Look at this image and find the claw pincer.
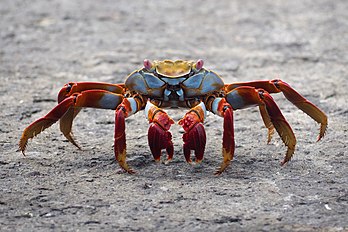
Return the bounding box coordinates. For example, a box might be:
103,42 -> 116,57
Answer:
146,104 -> 174,162
178,102 -> 207,163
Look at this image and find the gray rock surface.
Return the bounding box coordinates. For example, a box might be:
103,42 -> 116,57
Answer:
1,0 -> 347,231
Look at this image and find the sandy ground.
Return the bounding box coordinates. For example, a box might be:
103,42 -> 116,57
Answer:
1,0 -> 347,231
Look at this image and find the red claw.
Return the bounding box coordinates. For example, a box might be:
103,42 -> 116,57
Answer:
182,123 -> 206,163
148,123 -> 174,161
179,111 -> 206,163
147,110 -> 174,162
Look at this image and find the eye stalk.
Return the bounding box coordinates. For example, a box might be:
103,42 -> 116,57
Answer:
143,59 -> 153,71
194,59 -> 204,71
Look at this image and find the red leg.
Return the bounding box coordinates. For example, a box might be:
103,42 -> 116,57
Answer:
58,82 -> 124,103
59,107 -> 82,149
259,104 -> 275,144
178,102 -> 207,164
114,103 -> 134,173
113,97 -> 145,173
57,82 -> 125,147
145,101 -> 174,162
224,86 -> 296,165
211,98 -> 235,175
225,79 -> 328,141
19,90 -> 124,154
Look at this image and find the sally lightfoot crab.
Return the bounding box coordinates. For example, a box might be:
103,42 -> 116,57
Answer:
19,59 -> 327,174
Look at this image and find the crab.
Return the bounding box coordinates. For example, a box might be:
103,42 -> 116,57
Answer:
19,59 -> 328,174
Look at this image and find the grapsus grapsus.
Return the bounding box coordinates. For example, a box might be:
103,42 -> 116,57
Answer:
19,59 -> 327,174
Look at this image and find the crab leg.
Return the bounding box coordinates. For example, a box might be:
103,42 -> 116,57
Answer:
114,96 -> 146,174
225,79 -> 327,141
225,86 -> 296,165
19,90 -> 124,154
57,82 -> 125,147
58,82 -> 125,103
178,102 -> 207,164
145,101 -> 174,162
59,107 -> 82,149
259,104 -> 275,144
209,98 -> 235,175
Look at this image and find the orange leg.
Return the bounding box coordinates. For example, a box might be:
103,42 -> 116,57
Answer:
210,98 -> 235,175
19,90 -> 124,154
109,95 -> 144,174
57,82 -> 125,147
224,86 -> 296,165
225,79 -> 328,141
58,82 -> 124,103
145,101 -> 174,163
259,104 -> 275,144
178,102 -> 207,164
59,107 -> 82,149
114,99 -> 137,174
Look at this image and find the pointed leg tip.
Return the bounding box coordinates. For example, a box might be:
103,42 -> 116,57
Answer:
72,142 -> 82,150
73,141 -> 82,150
317,132 -> 326,142
280,160 -> 288,166
266,128 -> 275,144
317,123 -> 327,142
117,168 -> 136,174
63,133 -> 82,150
18,142 -> 27,156
214,170 -> 223,176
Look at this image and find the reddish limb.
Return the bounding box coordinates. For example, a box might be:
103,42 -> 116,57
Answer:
259,104 -> 275,144
58,82 -> 124,103
59,107 -> 82,149
114,105 -> 133,173
146,101 -> 174,162
114,97 -> 145,174
212,99 -> 235,175
19,90 -> 123,154
225,79 -> 327,141
178,103 -> 206,163
225,86 -> 296,165
56,82 -> 125,147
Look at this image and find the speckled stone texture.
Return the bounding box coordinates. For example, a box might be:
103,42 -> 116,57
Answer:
1,0 -> 347,231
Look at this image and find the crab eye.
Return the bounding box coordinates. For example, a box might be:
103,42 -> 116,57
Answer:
143,59 -> 153,70
66,83 -> 73,93
195,59 -> 204,70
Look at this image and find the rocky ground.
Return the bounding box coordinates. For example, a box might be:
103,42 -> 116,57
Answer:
1,0 -> 347,231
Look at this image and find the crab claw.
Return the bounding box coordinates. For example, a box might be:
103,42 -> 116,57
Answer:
148,123 -> 174,162
179,111 -> 206,163
148,110 -> 174,162
182,123 -> 206,163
